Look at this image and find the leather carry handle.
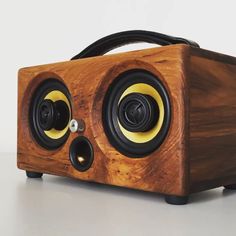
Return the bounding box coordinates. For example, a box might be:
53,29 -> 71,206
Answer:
71,30 -> 199,60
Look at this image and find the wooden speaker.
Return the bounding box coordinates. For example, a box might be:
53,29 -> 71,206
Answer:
17,31 -> 236,204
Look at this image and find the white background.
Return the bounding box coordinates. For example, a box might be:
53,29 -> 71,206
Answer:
0,1 -> 236,236
0,0 -> 236,153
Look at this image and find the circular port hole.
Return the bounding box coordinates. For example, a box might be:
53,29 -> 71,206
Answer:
69,137 -> 94,172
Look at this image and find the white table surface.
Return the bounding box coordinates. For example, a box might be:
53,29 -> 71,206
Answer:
1,153 -> 236,236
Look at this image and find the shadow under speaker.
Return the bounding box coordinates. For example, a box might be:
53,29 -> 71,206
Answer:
17,30 -> 236,205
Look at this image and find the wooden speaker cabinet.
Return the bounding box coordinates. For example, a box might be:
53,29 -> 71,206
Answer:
17,31 -> 236,204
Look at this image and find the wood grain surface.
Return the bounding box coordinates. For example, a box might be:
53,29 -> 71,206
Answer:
189,48 -> 236,193
17,44 -> 236,196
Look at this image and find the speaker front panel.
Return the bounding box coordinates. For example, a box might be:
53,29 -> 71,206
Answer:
18,45 -> 188,196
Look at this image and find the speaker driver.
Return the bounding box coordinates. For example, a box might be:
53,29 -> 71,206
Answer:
118,93 -> 159,132
102,69 -> 171,157
29,79 -> 72,150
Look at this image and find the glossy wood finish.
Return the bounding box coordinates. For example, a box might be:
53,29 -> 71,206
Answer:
17,44 -> 236,197
18,45 -> 188,196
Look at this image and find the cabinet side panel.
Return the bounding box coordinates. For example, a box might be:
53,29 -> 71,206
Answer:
189,48 -> 236,193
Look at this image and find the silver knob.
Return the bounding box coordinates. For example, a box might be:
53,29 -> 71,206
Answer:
69,119 -> 78,133
69,119 -> 85,133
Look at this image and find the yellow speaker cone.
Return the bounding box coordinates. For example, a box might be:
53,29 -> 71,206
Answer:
43,90 -> 71,139
118,83 -> 164,143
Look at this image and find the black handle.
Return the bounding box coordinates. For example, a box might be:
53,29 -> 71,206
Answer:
71,30 -> 199,60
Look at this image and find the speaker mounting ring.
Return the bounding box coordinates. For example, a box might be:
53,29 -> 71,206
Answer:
102,69 -> 171,157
